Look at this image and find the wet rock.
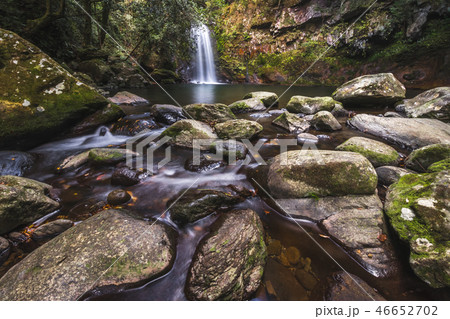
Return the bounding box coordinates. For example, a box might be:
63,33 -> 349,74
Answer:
0,176 -> 60,235
150,104 -> 186,125
0,209 -> 176,300
0,236 -> 10,265
311,111 -> 342,131
376,166 -> 415,186
405,143 -> 450,172
228,98 -> 266,114
332,73 -> 406,107
72,104 -> 125,134
31,219 -> 74,241
294,269 -> 318,291
272,111 -> 310,133
0,151 -> 34,176
57,151 -> 90,172
107,190 -> 131,206
243,91 -> 278,108
186,209 -> 266,300
385,171 -> 450,288
7,232 -> 28,243
331,104 -> 349,117
209,140 -> 248,161
214,119 -> 263,140
348,114 -> 450,149
108,91 -> 149,106
286,96 -> 342,114
396,87 -> 449,121
297,133 -> 319,144
88,148 -> 137,165
168,188 -> 244,225
336,137 -> 399,167
326,272 -> 385,301
185,155 -> 226,173
161,119 -> 218,150
183,103 -> 235,123
110,113 -> 158,136
268,150 -> 377,198
111,167 -> 144,186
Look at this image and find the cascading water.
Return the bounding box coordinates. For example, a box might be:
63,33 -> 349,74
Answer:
191,24 -> 218,84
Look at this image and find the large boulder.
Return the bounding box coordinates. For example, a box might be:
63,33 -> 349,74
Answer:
272,111 -> 310,133
186,209 -> 266,300
0,29 -> 109,148
214,119 -> 263,140
348,114 -> 450,149
405,143 -> 450,172
0,176 -> 60,234
0,151 -> 34,176
243,91 -> 278,107
108,91 -> 149,106
150,104 -> 186,125
0,209 -> 177,300
161,119 -> 218,149
228,98 -> 266,114
183,103 -> 235,123
286,96 -> 342,114
336,137 -> 399,167
385,171 -> 450,288
332,73 -> 406,106
311,111 -> 342,131
267,150 -> 377,198
396,87 -> 450,122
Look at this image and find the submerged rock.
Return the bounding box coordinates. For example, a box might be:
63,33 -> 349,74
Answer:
376,166 -> 415,186
183,103 -> 235,123
108,91 -> 149,106
336,137 -> 399,167
311,111 -> 342,131
0,151 -> 34,176
0,209 -> 176,300
0,236 -> 10,265
243,91 -> 278,107
405,143 -> 450,172
348,114 -> 450,149
0,176 -> 60,234
150,104 -> 186,125
272,111 -> 310,133
228,98 -> 266,114
326,272 -> 385,301
214,119 -> 263,140
161,119 -> 218,149
185,155 -> 226,173
186,209 -> 266,300
110,113 -> 158,136
332,73 -> 406,106
286,96 -> 342,114
31,219 -> 74,241
396,87 -> 449,121
107,189 -> 131,206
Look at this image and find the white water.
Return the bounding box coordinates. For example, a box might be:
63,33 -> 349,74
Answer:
192,24 -> 218,84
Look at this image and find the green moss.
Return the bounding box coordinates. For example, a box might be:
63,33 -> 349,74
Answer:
428,159 -> 450,173
337,144 -> 398,166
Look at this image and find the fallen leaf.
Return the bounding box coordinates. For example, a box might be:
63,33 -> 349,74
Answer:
367,253 -> 373,258
377,233 -> 387,242
319,234 -> 330,238
264,210 -> 271,215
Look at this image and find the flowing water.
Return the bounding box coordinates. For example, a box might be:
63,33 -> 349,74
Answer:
1,84 -> 448,301
191,24 -> 218,84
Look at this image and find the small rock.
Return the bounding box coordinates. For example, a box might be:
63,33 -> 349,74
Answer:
108,91 -> 149,106
286,96 -> 342,114
88,148 -> 137,165
31,219 -> 74,241
405,143 -> 450,172
286,246 -> 301,265
57,151 -> 90,172
228,98 -> 266,114
183,103 -> 235,123
267,239 -> 282,256
311,111 -> 342,131
214,119 -> 263,140
272,111 -> 310,133
184,155 -> 226,172
7,232 -> 27,243
297,133 -> 319,144
107,189 -> 131,206
243,91 -> 278,108
150,104 -> 186,125
384,111 -> 403,118
111,167 -> 144,186
110,113 -> 158,136
161,119 -> 218,150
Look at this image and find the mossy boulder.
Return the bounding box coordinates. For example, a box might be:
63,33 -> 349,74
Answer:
186,209 -> 266,300
88,148 -> 137,165
286,96 -> 342,114
214,119 -> 263,140
72,103 -> 125,134
77,59 -> 114,85
209,140 -> 248,161
0,29 -> 109,148
243,91 -> 278,107
332,73 -> 406,107
385,171 -> 450,288
272,111 -> 310,133
161,119 -> 218,149
0,176 -> 60,234
0,209 -> 177,300
311,111 -> 342,131
228,98 -> 266,114
428,158 -> 450,172
150,69 -> 180,83
336,137 -> 399,167
267,150 -> 378,198
183,103 -> 236,123
405,143 -> 450,172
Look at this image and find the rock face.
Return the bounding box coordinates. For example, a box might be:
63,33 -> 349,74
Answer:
0,29 -> 109,148
272,111 -> 310,133
405,143 -> 450,172
336,137 -> 399,167
286,96 -> 342,114
110,114 -> 158,136
332,73 -> 406,106
326,272 -> 385,301
396,87 -> 450,121
0,176 -> 60,234
268,150 -> 377,198
214,119 -> 263,140
228,98 -> 266,114
183,103 -> 235,123
108,91 -> 149,106
349,114 -> 450,149
0,236 -> 10,265
0,151 -> 34,176
376,166 -> 414,186
161,119 -> 218,149
243,91 -> 278,107
0,209 -> 177,300
311,111 -> 342,131
31,219 -> 74,241
186,209 -> 266,300
385,171 -> 450,288
150,104 -> 186,125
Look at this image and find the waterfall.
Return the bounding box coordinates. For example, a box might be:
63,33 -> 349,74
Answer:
192,24 -> 218,84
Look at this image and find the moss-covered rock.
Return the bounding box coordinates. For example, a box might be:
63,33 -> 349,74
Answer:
161,119 -> 218,149
183,103 -> 235,123
150,69 -> 180,83
0,29 -> 109,148
376,166 -> 415,186
405,143 -> 450,172
272,111 -> 310,133
311,111 -> 342,131
88,148 -> 137,165
214,119 -> 263,140
428,158 -> 450,172
228,98 -> 266,114
72,103 -> 125,134
186,209 -> 266,300
336,137 -> 399,167
385,171 -> 450,288
243,91 -> 278,107
286,96 -> 342,114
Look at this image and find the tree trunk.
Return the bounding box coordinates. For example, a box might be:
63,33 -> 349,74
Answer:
25,0 -> 66,35
82,0 -> 93,47
99,0 -> 112,47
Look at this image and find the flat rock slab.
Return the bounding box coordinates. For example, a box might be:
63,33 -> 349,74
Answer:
0,209 -> 176,300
